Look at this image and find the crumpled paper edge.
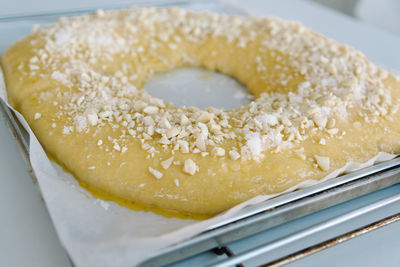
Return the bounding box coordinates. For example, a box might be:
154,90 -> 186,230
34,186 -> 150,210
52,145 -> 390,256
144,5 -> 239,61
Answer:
0,67 -> 397,266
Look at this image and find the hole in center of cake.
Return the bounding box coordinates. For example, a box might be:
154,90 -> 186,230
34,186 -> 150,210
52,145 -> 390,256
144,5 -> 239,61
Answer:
143,67 -> 252,110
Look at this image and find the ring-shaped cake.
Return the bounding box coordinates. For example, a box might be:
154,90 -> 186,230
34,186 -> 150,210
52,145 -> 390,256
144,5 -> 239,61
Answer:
2,7 -> 400,215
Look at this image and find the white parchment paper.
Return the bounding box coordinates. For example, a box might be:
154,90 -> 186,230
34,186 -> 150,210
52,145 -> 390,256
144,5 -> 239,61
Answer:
0,63 -> 397,266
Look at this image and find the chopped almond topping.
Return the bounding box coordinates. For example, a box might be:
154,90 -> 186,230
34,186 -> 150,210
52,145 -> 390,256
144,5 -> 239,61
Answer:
229,150 -> 240,160
143,106 -> 159,114
87,113 -> 98,126
34,113 -> 41,120
161,157 -> 174,169
183,159 -> 199,175
180,115 -> 190,125
197,112 -> 214,123
314,155 -> 330,171
149,167 -> 163,179
212,147 -> 225,157
166,127 -> 180,139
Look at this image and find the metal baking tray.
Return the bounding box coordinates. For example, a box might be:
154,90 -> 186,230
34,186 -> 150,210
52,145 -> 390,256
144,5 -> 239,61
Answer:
1,1 -> 400,266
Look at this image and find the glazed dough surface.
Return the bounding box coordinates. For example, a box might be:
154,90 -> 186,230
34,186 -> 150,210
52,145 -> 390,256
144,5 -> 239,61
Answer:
2,7 -> 400,216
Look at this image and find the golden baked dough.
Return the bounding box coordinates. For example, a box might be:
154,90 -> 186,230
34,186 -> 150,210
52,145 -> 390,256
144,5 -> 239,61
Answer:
2,7 -> 400,216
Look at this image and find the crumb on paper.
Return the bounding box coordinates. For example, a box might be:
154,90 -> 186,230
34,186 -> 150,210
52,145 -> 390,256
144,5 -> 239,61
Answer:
95,199 -> 110,210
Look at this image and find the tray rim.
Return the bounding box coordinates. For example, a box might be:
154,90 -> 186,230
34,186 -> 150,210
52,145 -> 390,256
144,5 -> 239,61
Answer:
0,0 -> 213,22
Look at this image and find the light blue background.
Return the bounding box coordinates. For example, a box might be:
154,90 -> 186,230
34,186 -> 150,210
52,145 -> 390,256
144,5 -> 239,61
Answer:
0,1 -> 399,266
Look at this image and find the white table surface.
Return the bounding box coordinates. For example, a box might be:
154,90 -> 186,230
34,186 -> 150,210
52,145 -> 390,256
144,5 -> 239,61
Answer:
1,0 -> 400,266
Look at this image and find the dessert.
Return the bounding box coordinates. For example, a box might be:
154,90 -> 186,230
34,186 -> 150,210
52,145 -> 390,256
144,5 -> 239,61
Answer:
2,7 -> 400,216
